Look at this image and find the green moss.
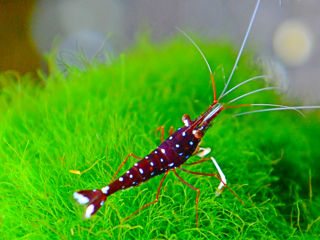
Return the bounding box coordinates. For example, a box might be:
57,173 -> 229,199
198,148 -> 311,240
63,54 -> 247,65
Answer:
0,38 -> 319,239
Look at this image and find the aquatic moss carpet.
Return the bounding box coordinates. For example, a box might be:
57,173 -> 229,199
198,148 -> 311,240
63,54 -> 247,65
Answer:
0,39 -> 319,239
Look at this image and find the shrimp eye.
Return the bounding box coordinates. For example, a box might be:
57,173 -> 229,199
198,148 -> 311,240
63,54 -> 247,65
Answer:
194,130 -> 203,139
182,114 -> 192,127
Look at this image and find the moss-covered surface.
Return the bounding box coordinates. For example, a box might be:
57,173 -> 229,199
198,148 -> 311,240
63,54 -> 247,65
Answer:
0,39 -> 319,239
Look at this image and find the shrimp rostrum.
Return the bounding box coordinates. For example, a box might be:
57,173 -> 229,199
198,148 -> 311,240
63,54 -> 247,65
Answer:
73,0 -> 320,227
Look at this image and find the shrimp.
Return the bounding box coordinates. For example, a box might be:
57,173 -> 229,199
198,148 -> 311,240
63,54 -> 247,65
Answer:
73,0 -> 320,227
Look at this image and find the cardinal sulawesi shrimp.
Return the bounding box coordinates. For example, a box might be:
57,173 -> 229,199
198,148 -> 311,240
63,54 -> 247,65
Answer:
73,0 -> 320,227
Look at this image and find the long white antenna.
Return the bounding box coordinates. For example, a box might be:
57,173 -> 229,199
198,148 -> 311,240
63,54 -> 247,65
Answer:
175,27 -> 213,75
234,106 -> 320,117
229,86 -> 278,103
219,0 -> 261,98
221,75 -> 266,98
176,27 -> 218,101
251,104 -> 305,117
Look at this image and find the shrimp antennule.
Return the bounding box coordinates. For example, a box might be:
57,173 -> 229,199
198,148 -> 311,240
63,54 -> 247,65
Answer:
176,27 -> 217,102
219,0 -> 261,98
234,106 -> 320,117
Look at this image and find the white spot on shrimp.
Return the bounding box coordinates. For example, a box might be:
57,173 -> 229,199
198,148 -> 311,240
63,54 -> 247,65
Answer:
175,144 -> 180,148
130,174 -> 133,179
101,186 -> 110,194
161,148 -> 166,154
93,189 -> 97,192
179,153 -> 183,156
119,177 -> 124,182
182,132 -> 186,137
127,170 -> 130,174
192,130 -> 197,135
183,119 -> 190,127
189,141 -> 194,146
134,163 -> 138,166
85,204 -> 95,218
169,136 -> 173,140
139,168 -> 144,174
168,163 -> 174,167
73,192 -> 89,205
160,158 -> 164,162
155,151 -> 158,154
100,201 -> 105,206
150,162 -> 154,166
151,172 -> 155,176
146,156 -> 149,159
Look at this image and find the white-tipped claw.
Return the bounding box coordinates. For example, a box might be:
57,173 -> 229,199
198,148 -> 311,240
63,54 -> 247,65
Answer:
197,147 -> 211,158
211,157 -> 227,196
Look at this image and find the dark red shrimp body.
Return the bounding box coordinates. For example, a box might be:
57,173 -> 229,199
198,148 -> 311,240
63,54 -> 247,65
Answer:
106,126 -> 200,192
74,103 -> 223,219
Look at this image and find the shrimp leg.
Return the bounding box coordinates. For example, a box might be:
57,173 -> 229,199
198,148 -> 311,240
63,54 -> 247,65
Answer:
110,153 -> 142,183
123,170 -> 170,221
173,169 -> 201,227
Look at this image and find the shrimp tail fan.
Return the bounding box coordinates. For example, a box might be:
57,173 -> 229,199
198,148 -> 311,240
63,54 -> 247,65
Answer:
73,189 -> 107,219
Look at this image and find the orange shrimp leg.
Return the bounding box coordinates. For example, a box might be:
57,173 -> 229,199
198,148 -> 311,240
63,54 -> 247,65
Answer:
173,169 -> 201,228
110,153 -> 142,183
183,147 -> 211,165
123,170 -> 170,221
168,126 -> 174,136
156,125 -> 174,142
178,167 -> 244,204
183,158 -> 211,166
183,155 -> 226,195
